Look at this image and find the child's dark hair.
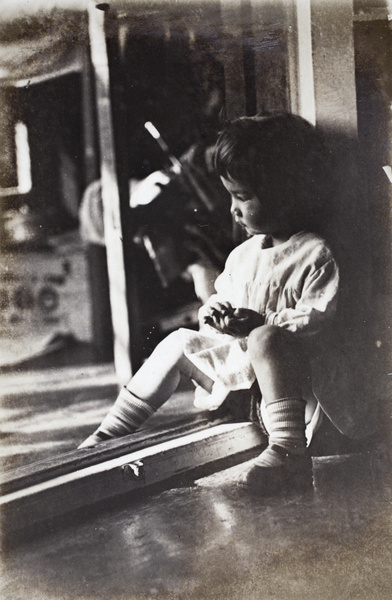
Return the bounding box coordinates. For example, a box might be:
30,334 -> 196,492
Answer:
214,112 -> 332,231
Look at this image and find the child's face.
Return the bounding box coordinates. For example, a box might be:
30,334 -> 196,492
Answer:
220,176 -> 289,239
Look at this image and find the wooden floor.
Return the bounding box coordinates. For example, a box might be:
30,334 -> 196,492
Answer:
1,363 -> 391,600
1,450 -> 391,600
0,364 -> 200,473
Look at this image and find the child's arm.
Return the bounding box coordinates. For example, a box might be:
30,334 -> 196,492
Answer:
265,258 -> 339,335
197,241 -> 265,336
197,250 -> 234,328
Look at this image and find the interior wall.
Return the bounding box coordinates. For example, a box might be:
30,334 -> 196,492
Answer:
354,16 -> 392,428
307,0 -> 390,438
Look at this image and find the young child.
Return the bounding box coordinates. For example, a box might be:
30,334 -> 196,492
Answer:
79,112 -> 339,495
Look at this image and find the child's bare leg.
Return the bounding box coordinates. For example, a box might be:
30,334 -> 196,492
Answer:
79,331 -> 214,448
249,325 -> 311,401
241,325 -> 313,491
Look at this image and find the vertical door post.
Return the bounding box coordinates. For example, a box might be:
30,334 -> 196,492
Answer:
87,2 -> 132,384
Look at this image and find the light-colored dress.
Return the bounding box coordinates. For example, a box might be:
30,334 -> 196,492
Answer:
180,231 -> 339,441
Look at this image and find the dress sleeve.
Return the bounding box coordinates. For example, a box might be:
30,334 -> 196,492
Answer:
264,258 -> 340,335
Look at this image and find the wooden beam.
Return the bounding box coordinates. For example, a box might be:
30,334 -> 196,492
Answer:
287,0 -> 357,132
286,0 -> 316,123
0,414 -> 232,495
87,2 -> 132,384
80,47 -> 99,187
249,0 -> 290,113
220,0 -> 247,118
1,422 -> 265,540
311,0 -> 357,134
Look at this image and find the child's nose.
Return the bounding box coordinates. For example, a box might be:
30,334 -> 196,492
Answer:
231,200 -> 241,217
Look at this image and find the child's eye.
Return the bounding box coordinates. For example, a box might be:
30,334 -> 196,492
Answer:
236,194 -> 252,202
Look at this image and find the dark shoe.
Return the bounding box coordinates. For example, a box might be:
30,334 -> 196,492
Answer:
237,445 -> 314,496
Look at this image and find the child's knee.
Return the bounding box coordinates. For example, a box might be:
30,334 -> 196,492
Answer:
163,329 -> 183,347
247,325 -> 288,361
152,329 -> 184,359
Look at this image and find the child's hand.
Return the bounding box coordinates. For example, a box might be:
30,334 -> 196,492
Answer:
204,303 -> 264,337
223,308 -> 265,337
203,301 -> 235,330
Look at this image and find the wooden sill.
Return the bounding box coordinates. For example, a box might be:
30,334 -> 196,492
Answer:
0,415 -> 266,542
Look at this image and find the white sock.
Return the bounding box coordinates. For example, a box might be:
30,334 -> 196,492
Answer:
99,387 -> 156,437
78,387 -> 156,448
253,397 -> 306,468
